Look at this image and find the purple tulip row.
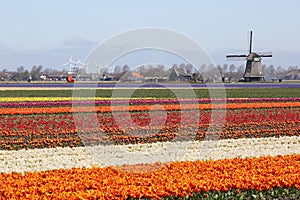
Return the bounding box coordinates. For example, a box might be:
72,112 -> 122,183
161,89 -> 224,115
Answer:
1,97 -> 300,108
1,83 -> 300,88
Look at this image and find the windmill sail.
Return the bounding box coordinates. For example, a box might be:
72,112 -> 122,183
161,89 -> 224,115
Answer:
256,52 -> 272,57
226,31 -> 272,82
249,31 -> 253,53
226,54 -> 247,58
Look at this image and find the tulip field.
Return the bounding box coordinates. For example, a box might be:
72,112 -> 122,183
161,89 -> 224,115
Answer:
0,86 -> 299,199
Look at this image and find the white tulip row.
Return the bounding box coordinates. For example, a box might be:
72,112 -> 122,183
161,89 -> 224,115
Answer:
0,135 -> 299,174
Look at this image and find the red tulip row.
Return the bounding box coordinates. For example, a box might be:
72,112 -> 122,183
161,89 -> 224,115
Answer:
1,108 -> 299,135
0,116 -> 299,150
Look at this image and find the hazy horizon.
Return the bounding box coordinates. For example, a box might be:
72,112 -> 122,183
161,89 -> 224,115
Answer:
1,0 -> 300,70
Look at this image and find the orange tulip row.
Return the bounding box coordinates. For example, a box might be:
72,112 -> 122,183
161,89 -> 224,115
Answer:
1,101 -> 300,115
0,154 -> 299,199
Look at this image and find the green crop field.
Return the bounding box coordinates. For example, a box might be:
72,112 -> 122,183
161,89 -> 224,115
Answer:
0,88 -> 299,98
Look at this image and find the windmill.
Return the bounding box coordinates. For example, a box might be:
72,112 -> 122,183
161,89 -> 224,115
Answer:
226,31 -> 272,82
62,56 -> 79,74
62,56 -> 82,83
78,60 -> 90,74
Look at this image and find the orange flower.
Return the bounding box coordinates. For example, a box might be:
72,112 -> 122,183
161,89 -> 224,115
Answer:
0,155 -> 300,199
0,102 -> 299,115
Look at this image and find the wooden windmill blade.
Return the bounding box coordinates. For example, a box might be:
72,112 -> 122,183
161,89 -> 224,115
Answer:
249,31 -> 253,53
226,54 -> 247,58
226,54 -> 248,61
257,52 -> 272,57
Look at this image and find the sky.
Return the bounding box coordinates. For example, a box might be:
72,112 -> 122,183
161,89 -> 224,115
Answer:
0,0 -> 300,71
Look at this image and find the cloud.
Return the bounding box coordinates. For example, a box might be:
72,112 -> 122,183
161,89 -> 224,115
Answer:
0,40 -> 299,71
61,38 -> 97,48
0,38 -> 98,70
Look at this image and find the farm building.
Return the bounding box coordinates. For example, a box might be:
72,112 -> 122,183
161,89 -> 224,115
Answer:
119,71 -> 144,82
143,68 -> 169,82
168,67 -> 192,82
283,69 -> 300,80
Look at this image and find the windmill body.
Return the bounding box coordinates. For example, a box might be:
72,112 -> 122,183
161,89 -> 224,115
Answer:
244,53 -> 264,81
226,31 -> 272,82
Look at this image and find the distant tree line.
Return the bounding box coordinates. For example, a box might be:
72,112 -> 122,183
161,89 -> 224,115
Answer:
0,65 -> 67,81
94,63 -> 299,81
0,64 -> 298,81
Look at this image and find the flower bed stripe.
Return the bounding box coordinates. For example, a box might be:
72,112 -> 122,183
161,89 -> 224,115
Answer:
1,107 -> 299,150
0,154 -> 299,199
1,108 -> 298,135
1,97 -> 300,107
0,97 -> 155,102
0,120 -> 299,150
1,135 -> 299,174
1,101 -> 300,115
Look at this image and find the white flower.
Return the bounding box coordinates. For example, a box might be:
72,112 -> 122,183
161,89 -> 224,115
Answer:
0,136 -> 299,174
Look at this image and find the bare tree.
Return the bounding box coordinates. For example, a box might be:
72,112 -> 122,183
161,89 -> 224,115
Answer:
229,64 -> 236,73
114,65 -> 122,74
31,65 -> 43,81
276,66 -> 284,78
172,64 -> 179,69
228,64 -> 236,79
10,66 -> 29,81
122,64 -> 130,72
179,63 -> 186,69
217,65 -> 223,77
185,63 -> 193,74
288,66 -> 298,71
222,64 -> 228,75
269,65 -> 276,78
136,65 -> 146,75
237,65 -> 244,79
17,66 -> 25,74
